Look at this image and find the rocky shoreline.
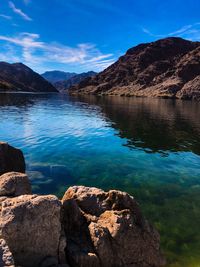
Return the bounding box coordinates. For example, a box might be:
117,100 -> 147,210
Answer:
0,142 -> 165,267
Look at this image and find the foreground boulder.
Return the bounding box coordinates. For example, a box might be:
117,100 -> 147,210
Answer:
0,142 -> 25,175
0,194 -> 65,267
62,186 -> 165,267
0,172 -> 31,197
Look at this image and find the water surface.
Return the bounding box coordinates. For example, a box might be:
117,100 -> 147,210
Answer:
0,93 -> 200,267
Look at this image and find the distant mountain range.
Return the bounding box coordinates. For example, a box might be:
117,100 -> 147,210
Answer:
69,37 -> 200,100
53,71 -> 97,91
0,62 -> 57,93
1,37 -> 200,99
41,71 -> 77,83
42,70 -> 97,91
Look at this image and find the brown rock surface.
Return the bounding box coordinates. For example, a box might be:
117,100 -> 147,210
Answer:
62,186 -> 165,267
0,238 -> 15,267
69,37 -> 200,100
0,142 -> 25,175
0,194 -> 64,267
0,172 -> 31,197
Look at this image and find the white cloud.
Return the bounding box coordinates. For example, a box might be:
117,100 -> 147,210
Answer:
0,44 -> 20,62
142,22 -> 200,41
0,32 -> 115,72
9,1 -> 32,21
0,14 -> 12,20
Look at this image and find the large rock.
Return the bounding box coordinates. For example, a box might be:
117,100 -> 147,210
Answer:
0,142 -> 25,175
0,194 -> 65,267
0,172 -> 31,197
0,238 -> 15,267
62,186 -> 165,267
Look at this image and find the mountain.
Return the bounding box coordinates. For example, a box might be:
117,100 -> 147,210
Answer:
41,70 -> 77,83
0,62 -> 57,92
54,71 -> 97,91
69,37 -> 200,100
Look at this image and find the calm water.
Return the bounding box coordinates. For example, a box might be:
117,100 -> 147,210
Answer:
0,93 -> 200,267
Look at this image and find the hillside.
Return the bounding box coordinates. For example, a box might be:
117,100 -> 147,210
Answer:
69,37 -> 200,100
41,70 -> 77,83
0,62 -> 57,92
54,71 -> 97,91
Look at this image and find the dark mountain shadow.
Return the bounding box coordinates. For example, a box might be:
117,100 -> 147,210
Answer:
71,95 -> 200,155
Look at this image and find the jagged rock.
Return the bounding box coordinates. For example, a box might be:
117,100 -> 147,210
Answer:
0,194 -> 65,267
0,172 -> 31,197
70,37 -> 200,100
0,142 -> 25,175
0,238 -> 15,266
62,186 -> 165,267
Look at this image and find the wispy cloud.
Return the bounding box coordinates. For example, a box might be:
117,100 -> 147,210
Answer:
0,32 -> 115,72
142,22 -> 200,41
0,14 -> 12,20
23,0 -> 31,5
168,25 -> 193,36
142,28 -> 164,38
9,1 -> 32,21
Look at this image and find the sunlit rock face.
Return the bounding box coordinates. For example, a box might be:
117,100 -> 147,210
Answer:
62,186 -> 165,267
70,37 -> 200,100
0,194 -> 64,267
0,172 -> 31,197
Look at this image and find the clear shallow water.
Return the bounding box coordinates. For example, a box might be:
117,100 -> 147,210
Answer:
0,93 -> 200,267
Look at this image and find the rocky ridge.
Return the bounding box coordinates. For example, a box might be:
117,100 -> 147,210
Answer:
0,62 -> 57,93
69,37 -> 200,100
0,142 -> 165,267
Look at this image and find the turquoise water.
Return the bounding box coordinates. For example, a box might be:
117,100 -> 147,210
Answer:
0,93 -> 200,267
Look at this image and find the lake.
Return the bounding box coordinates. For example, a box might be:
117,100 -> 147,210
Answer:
0,92 -> 200,267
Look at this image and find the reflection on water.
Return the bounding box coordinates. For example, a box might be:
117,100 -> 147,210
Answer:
78,95 -> 200,155
0,92 -> 200,267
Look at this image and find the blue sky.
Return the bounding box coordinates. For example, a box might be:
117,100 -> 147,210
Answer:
0,0 -> 200,73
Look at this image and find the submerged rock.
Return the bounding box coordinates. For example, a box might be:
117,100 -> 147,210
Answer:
0,194 -> 65,267
62,186 -> 165,267
0,142 -> 25,175
0,172 -> 31,197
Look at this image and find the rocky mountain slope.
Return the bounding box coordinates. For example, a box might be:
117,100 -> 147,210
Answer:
0,62 -> 58,92
54,71 -> 97,91
41,70 -> 77,83
69,37 -> 200,100
0,142 -> 165,267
